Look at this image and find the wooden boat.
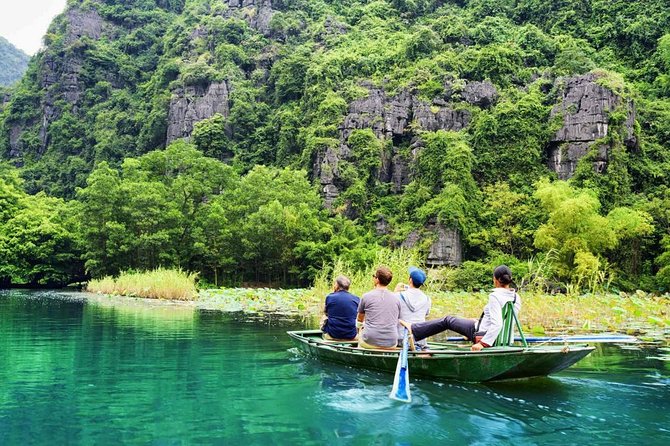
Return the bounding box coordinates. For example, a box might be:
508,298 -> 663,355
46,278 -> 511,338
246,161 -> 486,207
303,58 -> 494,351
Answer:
287,330 -> 595,382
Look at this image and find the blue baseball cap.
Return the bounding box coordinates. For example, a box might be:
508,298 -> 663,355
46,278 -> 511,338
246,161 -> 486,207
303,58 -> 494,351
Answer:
408,266 -> 426,287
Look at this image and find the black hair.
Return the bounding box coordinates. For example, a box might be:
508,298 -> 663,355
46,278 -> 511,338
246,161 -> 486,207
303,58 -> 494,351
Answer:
493,265 -> 513,286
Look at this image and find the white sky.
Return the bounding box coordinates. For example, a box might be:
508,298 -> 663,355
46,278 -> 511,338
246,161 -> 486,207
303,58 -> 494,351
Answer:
0,0 -> 68,55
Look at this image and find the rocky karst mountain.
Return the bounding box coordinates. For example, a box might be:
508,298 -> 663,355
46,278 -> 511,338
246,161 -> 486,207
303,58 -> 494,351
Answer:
1,0 -> 668,271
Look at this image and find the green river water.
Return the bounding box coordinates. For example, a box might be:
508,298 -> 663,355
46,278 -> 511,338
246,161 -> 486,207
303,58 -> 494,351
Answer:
1,289 -> 668,445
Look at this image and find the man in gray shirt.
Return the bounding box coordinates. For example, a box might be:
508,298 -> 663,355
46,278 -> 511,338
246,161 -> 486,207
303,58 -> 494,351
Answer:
357,266 -> 401,349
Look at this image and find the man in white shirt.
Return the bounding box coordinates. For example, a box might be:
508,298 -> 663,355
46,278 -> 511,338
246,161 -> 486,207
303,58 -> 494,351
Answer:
395,266 -> 431,349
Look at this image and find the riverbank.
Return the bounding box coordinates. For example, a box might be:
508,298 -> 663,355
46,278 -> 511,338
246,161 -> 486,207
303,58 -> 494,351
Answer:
82,287 -> 670,342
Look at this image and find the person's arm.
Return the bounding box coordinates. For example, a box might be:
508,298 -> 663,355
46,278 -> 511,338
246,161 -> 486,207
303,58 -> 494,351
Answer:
356,312 -> 365,330
320,296 -> 330,330
476,295 -> 504,349
356,297 -> 365,330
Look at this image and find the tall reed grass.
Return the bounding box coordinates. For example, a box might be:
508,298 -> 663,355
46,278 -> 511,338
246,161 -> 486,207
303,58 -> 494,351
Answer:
312,248 -> 426,297
311,249 -> 669,336
87,268 -> 198,300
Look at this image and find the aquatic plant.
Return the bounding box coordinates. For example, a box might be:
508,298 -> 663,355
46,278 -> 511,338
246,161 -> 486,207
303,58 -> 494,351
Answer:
199,287 -> 320,316
87,268 -> 198,300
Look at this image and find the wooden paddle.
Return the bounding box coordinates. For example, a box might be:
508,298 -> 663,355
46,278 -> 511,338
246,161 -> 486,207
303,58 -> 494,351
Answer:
389,328 -> 411,403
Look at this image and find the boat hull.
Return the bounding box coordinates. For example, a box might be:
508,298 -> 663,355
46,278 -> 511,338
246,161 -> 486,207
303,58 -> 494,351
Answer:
288,330 -> 595,382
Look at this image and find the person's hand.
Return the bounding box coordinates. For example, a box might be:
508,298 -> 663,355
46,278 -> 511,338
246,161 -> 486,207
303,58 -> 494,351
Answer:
471,342 -> 484,352
394,283 -> 407,292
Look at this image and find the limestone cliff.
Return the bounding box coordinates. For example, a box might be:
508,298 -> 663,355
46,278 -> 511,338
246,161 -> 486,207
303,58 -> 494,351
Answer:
7,7 -> 111,158
314,80 -> 495,265
166,82 -> 231,143
401,223 -> 463,267
316,83 -> 474,208
548,73 -> 637,179
225,0 -> 275,36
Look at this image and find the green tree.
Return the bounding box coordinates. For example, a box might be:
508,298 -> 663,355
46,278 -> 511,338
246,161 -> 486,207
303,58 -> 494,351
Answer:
472,89 -> 553,187
533,179 -> 653,282
469,182 -> 540,259
191,113 -> 232,159
0,193 -> 82,285
76,162 -> 127,277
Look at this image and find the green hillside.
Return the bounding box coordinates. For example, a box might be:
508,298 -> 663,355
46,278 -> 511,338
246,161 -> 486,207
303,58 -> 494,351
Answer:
1,0 -> 670,291
0,36 -> 29,86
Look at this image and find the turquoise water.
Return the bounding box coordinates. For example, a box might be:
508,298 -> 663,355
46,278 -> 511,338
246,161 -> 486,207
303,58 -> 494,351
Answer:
1,290 -> 668,445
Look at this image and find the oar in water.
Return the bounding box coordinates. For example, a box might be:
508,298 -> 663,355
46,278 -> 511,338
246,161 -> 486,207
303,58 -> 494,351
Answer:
390,328 -> 411,403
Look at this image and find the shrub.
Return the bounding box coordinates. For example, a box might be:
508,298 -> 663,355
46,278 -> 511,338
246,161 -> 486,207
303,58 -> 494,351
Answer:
87,268 -> 198,300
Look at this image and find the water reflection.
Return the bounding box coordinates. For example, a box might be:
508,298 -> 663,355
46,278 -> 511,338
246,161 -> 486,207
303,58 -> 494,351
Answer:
1,290 -> 669,445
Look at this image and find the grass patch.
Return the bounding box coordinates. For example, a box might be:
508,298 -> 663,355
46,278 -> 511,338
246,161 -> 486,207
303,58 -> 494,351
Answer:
87,268 -> 198,300
428,291 -> 670,337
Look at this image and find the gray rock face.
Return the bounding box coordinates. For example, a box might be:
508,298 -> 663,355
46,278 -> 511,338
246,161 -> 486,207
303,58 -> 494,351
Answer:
64,8 -> 105,44
461,81 -> 498,108
402,223 -> 462,267
8,125 -> 22,158
166,81 -> 231,143
8,7 -> 109,158
1,91 -> 11,107
317,84 -> 471,207
548,73 -> 637,179
321,16 -> 348,38
225,0 -> 274,36
313,84 -> 470,265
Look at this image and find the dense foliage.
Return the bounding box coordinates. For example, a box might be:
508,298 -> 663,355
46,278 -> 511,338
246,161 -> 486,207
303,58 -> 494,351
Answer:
0,36 -> 29,86
1,0 -> 670,291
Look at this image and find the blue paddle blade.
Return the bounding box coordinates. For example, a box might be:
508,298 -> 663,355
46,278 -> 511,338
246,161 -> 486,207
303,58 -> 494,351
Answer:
390,328 -> 411,403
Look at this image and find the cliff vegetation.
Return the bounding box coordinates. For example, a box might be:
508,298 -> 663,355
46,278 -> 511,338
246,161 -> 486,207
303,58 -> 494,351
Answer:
1,0 -> 670,294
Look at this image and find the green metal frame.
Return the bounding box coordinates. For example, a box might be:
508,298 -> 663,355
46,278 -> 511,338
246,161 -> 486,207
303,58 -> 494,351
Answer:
494,301 -> 528,347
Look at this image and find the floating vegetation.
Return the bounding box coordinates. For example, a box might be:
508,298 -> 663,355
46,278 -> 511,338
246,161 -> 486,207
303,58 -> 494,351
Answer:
199,288 -> 321,316
428,290 -> 669,340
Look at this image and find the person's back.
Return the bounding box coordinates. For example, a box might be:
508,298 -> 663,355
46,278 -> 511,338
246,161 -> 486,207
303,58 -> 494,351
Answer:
323,289 -> 360,340
359,288 -> 401,347
478,287 -> 521,346
395,267 -> 431,347
398,288 -> 430,339
357,266 -> 401,349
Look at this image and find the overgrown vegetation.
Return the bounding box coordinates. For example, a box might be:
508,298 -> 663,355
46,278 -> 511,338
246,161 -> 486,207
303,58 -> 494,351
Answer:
87,267 -> 198,300
0,36 -> 29,86
1,0 -> 670,294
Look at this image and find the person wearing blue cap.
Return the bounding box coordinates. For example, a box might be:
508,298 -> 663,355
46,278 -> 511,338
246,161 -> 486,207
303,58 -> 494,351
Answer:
394,267 -> 431,349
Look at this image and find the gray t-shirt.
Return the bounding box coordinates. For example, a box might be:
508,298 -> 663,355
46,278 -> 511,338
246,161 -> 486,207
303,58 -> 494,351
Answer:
358,288 -> 401,347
